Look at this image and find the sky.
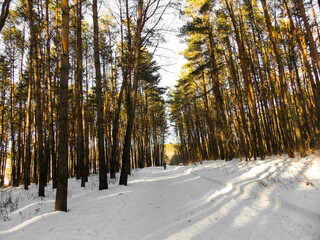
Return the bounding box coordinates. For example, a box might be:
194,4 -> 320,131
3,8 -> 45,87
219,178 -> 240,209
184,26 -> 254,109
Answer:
155,18 -> 187,144
153,2 -> 187,144
155,4 -> 187,90
104,0 -> 187,90
156,28 -> 187,90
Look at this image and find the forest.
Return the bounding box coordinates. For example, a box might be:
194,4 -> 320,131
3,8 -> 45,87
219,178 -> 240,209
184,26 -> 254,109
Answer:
169,0 -> 320,163
0,0 -> 319,212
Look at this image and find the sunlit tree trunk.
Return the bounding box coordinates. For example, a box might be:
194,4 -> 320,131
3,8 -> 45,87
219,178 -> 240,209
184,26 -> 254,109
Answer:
55,0 -> 69,212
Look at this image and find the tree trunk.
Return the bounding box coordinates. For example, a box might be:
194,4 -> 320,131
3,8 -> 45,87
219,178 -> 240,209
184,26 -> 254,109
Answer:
24,0 -> 34,190
51,0 -> 59,189
35,29 -> 45,197
93,0 -> 108,190
75,0 -> 85,187
119,0 -> 144,186
17,26 -> 25,186
55,0 -> 69,212
10,52 -> 16,187
110,0 -> 128,179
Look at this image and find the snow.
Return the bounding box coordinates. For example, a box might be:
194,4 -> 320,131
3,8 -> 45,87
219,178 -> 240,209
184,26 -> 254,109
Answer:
1,154 -> 320,240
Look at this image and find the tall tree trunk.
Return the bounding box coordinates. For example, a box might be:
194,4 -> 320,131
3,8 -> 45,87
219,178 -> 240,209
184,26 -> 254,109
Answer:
44,0 -> 51,186
84,45 -> 89,181
10,52 -> 16,187
33,126 -> 37,184
110,0 -> 127,179
24,0 -> 35,190
119,0 -> 144,186
55,0 -> 69,212
52,0 -> 59,189
35,30 -> 45,197
75,0 -> 85,187
93,0 -> 108,190
0,81 -> 7,187
17,26 -> 25,186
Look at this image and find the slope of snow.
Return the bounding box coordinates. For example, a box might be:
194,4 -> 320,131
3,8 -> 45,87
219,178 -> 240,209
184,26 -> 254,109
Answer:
0,154 -> 319,240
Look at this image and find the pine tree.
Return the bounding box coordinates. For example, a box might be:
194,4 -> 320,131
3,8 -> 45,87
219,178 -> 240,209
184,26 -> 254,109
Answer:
55,0 -> 69,212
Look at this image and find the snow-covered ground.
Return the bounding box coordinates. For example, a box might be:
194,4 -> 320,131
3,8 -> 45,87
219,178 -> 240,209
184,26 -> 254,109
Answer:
0,154 -> 319,240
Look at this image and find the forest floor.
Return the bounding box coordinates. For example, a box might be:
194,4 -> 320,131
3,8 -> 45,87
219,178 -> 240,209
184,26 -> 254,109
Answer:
0,154 -> 320,240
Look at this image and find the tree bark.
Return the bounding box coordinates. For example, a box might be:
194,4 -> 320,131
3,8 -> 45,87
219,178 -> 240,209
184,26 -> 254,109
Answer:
35,28 -> 45,197
10,49 -> 16,187
93,0 -> 108,190
119,0 -> 144,186
55,0 -> 69,212
75,0 -> 85,187
17,26 -> 25,186
24,0 -> 35,190
52,0 -> 59,189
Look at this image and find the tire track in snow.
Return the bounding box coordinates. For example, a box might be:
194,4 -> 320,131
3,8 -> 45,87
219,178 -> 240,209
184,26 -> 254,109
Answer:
140,164 -> 319,240
191,171 -> 320,240
140,171 -> 257,240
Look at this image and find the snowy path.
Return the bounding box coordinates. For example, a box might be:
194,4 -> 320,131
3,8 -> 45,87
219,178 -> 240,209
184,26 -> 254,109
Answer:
0,157 -> 320,240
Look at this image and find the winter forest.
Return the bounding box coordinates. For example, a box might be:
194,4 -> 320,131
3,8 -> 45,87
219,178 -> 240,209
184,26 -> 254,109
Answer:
0,0 -> 320,239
